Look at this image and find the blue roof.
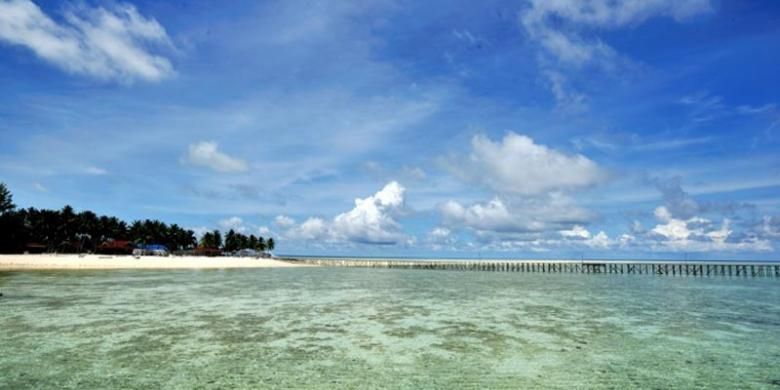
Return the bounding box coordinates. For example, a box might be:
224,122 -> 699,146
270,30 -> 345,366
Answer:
141,244 -> 168,251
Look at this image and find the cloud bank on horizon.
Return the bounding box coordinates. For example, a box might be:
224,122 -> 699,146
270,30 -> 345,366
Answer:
1,0 -> 779,259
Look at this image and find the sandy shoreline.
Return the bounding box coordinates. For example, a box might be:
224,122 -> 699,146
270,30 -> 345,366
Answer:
0,254 -> 310,270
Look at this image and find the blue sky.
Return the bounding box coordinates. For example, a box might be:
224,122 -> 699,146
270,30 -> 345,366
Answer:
1,0 -> 779,259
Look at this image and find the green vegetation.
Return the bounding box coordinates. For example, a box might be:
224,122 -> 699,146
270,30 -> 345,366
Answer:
0,182 -> 14,215
0,182 -> 274,255
223,229 -> 267,253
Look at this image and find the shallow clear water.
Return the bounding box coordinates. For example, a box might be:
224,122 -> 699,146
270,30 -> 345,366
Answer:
1,268 -> 779,389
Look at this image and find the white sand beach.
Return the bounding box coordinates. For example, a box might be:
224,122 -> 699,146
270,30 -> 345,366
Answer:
0,254 -> 310,270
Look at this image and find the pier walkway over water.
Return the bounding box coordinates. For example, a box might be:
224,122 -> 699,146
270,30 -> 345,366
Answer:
281,257 -> 780,278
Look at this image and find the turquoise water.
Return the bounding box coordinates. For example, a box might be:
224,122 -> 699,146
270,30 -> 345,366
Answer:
1,268 -> 779,389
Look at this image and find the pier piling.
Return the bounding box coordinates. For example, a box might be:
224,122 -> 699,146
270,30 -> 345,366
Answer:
281,258 -> 779,279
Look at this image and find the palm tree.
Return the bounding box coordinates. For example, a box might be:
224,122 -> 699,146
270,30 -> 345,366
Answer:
183,229 -> 196,249
224,229 -> 238,252
200,232 -> 214,248
0,183 -> 23,253
58,205 -> 77,252
0,183 -> 236,256
237,233 -> 249,250
212,230 -> 223,250
267,238 -> 275,252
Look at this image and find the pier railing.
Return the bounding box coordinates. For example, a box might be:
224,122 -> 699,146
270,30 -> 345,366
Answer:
279,258 -> 780,278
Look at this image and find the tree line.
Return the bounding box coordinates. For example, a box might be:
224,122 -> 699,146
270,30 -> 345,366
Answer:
200,229 -> 275,253
0,182 -> 274,254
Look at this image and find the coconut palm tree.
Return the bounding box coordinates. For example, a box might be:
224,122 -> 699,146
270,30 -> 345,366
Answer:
224,229 -> 238,252
0,182 -> 23,253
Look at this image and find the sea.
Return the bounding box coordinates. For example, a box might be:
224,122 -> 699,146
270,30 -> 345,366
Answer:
1,266 -> 779,388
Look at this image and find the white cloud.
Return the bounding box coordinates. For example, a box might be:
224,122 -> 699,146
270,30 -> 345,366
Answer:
648,177 -> 700,219
401,166 -> 427,181
560,225 -> 591,239
521,0 -> 711,67
761,216 -> 780,239
737,104 -> 776,115
331,181 -> 406,244
654,205 -> 673,222
447,132 -> 604,195
649,207 -> 771,252
84,166 -> 108,175
544,70 -> 589,113
257,226 -> 273,237
283,181 -> 408,245
0,0 -> 174,82
678,92 -> 727,122
559,225 -> 611,248
189,226 -> 210,240
274,215 -> 296,229
438,132 -> 602,246
218,216 -> 247,234
429,227 -> 452,240
618,233 -> 636,248
440,193 -> 592,235
521,0 -> 711,110
426,227 -> 456,250
32,181 -> 47,192
184,141 -> 248,173
588,231 -> 611,249
286,217 -> 331,241
362,161 -> 427,182
441,197 -> 532,233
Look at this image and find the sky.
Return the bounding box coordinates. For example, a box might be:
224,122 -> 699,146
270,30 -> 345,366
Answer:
0,0 -> 779,259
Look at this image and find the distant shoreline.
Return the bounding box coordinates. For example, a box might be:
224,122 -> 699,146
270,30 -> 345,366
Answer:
0,254 -> 312,270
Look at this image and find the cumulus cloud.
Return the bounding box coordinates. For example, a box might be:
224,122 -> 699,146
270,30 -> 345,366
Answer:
647,176 -> 757,220
184,141 -> 248,173
559,225 -> 591,239
284,181 -> 408,245
218,216 -> 247,233
257,226 -> 273,237
441,198 -> 534,233
286,217 -> 330,241
331,181 -> 406,244
438,133 -> 602,243
558,225 -> 611,248
0,0 -> 174,82
217,217 -> 274,237
440,193 -> 593,235
760,216 -> 780,239
429,227 -> 452,240
274,215 -> 296,229
447,132 -> 604,195
647,206 -> 771,252
426,227 -> 457,250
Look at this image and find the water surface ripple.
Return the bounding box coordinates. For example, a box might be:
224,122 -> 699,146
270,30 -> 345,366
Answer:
1,268 -> 779,389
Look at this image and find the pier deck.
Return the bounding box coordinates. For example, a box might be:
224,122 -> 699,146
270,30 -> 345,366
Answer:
281,258 -> 780,278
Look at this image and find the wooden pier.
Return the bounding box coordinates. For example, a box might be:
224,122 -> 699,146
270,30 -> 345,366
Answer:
281,258 -> 780,278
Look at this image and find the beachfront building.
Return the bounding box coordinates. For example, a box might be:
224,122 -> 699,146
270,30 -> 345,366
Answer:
132,244 -> 169,256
